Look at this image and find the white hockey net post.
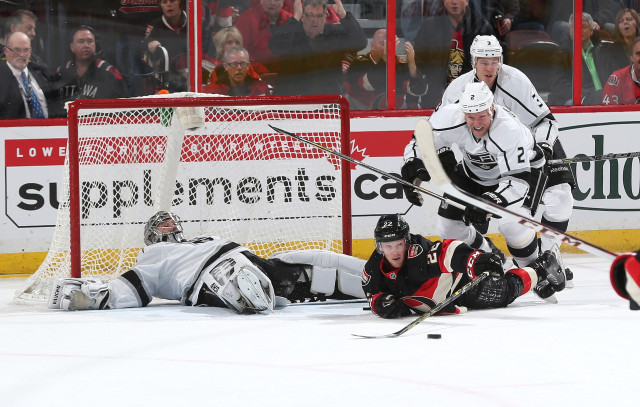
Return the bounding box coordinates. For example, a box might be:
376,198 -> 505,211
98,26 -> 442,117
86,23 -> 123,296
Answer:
15,93 -> 352,305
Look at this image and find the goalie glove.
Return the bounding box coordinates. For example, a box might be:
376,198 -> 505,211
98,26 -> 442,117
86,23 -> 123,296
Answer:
462,191 -> 505,226
610,250 -> 640,310
400,157 -> 430,206
370,292 -> 412,319
48,278 -> 110,311
466,251 -> 504,279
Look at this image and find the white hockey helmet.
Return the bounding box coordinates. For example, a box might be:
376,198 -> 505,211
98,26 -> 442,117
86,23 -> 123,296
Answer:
460,82 -> 494,114
143,210 -> 186,245
470,35 -> 503,66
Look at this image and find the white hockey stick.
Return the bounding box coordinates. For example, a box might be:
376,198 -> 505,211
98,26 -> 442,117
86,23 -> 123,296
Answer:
268,124 -> 467,211
413,119 -> 617,261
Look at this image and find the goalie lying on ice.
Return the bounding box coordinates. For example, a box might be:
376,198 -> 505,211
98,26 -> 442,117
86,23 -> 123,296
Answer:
48,211 -> 365,313
362,214 -> 566,318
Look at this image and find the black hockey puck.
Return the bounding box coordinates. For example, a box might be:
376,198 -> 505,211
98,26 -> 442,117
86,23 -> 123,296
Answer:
427,333 -> 442,339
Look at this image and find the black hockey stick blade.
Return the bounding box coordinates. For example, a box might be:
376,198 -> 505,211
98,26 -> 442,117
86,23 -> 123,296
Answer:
268,124 -> 466,210
413,119 -> 617,261
351,272 -> 489,339
548,151 -> 640,165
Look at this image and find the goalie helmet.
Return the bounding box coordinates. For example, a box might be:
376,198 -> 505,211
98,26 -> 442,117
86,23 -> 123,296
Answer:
143,211 -> 186,245
470,35 -> 503,66
460,82 -> 494,114
374,214 -> 410,252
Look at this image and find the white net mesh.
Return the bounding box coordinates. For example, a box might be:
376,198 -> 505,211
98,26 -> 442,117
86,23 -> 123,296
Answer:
14,94 -> 350,304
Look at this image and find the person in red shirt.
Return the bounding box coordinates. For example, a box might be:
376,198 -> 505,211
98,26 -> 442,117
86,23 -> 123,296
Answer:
602,36 -> 640,105
610,250 -> 640,310
203,46 -> 270,96
235,0 -> 292,73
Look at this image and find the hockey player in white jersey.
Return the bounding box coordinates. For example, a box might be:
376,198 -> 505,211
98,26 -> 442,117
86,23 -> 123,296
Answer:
438,35 -> 576,284
402,82 -> 564,299
48,211 -> 365,312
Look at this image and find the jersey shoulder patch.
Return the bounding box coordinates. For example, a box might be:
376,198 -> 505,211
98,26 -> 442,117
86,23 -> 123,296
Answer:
407,244 -> 423,258
607,74 -> 620,87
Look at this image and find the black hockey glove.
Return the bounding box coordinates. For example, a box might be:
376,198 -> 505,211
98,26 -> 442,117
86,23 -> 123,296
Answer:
538,142 -> 553,162
371,293 -> 411,319
466,251 -> 504,280
401,158 -> 430,206
463,191 -> 505,226
437,146 -> 457,175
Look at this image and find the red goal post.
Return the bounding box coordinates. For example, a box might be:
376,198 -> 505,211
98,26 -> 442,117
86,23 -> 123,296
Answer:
14,93 -> 352,305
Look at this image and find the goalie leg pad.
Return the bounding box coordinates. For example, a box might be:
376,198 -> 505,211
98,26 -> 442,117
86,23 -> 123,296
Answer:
200,257 -> 275,313
48,278 -> 110,311
270,250 -> 366,298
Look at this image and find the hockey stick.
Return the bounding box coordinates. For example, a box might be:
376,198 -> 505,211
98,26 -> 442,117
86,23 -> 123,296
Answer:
548,151 -> 640,165
351,272 -> 489,339
268,124 -> 467,211
414,119 -> 617,261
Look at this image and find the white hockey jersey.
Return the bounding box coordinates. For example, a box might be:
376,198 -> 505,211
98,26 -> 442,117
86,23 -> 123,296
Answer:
440,64 -> 559,147
108,236 -> 249,308
404,103 -> 541,207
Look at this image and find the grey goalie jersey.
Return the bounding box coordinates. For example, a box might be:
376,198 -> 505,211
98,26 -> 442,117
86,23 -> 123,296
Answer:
109,236 -> 249,308
440,64 -> 558,147
404,103 -> 543,207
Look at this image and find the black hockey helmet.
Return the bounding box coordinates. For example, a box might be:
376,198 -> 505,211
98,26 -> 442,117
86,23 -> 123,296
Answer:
374,214 -> 410,249
143,210 -> 186,246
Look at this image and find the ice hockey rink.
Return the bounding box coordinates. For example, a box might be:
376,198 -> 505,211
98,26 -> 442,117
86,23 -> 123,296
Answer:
1,253 -> 637,407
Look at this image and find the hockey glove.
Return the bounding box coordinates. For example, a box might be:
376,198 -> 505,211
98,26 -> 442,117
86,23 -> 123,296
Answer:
401,158 -> 430,206
437,146 -> 457,175
463,191 -> 505,226
370,292 -> 411,319
538,142 -> 553,162
466,251 -> 504,280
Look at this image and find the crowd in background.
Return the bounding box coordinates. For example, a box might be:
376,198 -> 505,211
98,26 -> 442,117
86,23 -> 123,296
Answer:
1,0 -> 640,119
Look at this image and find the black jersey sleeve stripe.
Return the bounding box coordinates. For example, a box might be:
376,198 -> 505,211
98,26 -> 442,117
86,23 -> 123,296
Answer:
120,268 -> 152,307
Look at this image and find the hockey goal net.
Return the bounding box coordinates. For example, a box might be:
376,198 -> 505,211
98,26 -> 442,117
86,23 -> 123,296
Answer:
15,93 -> 352,305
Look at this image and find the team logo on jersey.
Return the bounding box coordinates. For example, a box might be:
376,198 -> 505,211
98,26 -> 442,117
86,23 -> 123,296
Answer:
361,269 -> 371,285
465,151 -> 497,170
408,244 -> 423,258
607,75 -> 620,86
388,272 -> 397,280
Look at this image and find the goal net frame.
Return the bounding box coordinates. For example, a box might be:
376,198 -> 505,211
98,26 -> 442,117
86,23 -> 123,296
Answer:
15,93 -> 352,304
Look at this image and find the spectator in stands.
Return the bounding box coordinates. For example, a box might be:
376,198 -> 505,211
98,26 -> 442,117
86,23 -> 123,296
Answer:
142,0 -> 188,92
474,0 -> 520,42
413,0 -> 493,108
202,26 -> 268,88
268,0 -> 367,96
346,29 -> 427,109
203,46 -> 270,95
1,9 -> 47,68
601,36 -> 640,105
235,0 -> 292,73
205,0 -> 251,33
601,8 -> 640,76
0,31 -> 51,119
52,26 -> 127,116
547,0 -> 618,43
548,12 -> 609,106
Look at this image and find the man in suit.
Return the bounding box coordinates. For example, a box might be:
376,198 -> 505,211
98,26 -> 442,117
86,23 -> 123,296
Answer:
0,31 -> 50,119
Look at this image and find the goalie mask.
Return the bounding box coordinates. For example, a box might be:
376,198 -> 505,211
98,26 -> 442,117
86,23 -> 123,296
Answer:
460,82 -> 494,114
144,211 -> 186,245
470,35 -> 503,67
374,214 -> 410,253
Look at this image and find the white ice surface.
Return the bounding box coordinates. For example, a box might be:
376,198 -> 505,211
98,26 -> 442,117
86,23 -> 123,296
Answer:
1,254 -> 638,407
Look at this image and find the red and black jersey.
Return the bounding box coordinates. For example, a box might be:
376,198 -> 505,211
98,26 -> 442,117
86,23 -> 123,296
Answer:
602,65 -> 640,105
362,234 -> 477,314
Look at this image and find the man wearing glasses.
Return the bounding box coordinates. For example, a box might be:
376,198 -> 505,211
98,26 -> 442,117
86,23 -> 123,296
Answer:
268,0 -> 367,96
203,46 -> 270,96
0,31 -> 50,119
